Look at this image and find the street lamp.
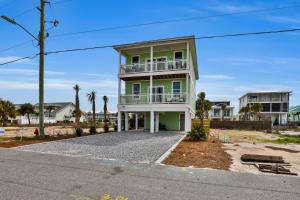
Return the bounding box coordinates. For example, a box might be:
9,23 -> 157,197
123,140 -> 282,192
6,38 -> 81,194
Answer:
1,15 -> 45,138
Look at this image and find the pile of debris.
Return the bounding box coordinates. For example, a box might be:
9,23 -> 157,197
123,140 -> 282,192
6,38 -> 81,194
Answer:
241,154 -> 298,176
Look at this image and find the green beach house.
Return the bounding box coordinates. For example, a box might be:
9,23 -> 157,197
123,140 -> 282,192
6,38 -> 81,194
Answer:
114,36 -> 199,133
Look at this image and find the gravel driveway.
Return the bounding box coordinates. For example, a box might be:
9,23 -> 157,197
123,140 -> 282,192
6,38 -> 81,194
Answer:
16,131 -> 184,163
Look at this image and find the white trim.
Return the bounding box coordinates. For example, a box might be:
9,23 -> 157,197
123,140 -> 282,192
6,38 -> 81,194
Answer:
132,82 -> 141,100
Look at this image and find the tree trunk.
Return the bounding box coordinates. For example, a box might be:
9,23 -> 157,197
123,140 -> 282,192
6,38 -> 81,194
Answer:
92,101 -> 96,127
27,113 -> 31,125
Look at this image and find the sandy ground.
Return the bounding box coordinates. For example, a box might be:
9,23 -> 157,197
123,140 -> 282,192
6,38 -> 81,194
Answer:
210,129 -> 300,176
1,126 -> 107,138
224,142 -> 300,175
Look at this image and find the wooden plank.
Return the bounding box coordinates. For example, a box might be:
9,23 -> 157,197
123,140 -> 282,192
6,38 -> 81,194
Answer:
241,154 -> 284,163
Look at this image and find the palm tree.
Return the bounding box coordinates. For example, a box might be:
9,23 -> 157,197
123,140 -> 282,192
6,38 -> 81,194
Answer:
251,103 -> 263,121
18,103 -> 35,125
45,105 -> 55,118
196,92 -> 206,125
103,95 -> 109,132
73,84 -> 81,126
0,99 -> 16,126
87,91 -> 96,127
239,105 -> 251,120
220,104 -> 227,121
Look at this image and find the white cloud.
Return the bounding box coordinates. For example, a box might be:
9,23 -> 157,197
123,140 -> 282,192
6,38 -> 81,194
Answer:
205,1 -> 258,13
0,68 -> 66,76
265,16 -> 300,25
81,73 -> 115,78
201,74 -> 235,80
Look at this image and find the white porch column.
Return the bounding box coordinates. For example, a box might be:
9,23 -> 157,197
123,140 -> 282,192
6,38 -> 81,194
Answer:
150,111 -> 154,133
186,73 -> 189,104
117,111 -> 121,132
185,110 -> 191,132
155,112 -> 159,132
150,46 -> 153,104
135,113 -> 138,130
186,42 -> 190,69
118,51 -> 122,104
125,112 -> 128,131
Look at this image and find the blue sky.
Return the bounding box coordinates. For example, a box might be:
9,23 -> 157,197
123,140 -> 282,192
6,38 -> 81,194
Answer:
0,0 -> 299,113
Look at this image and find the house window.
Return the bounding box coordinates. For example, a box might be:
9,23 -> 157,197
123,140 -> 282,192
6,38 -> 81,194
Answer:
214,109 -> 220,117
132,83 -> 140,99
172,81 -> 181,97
174,51 -> 183,60
174,51 -> 184,69
132,56 -> 139,64
224,109 -> 230,117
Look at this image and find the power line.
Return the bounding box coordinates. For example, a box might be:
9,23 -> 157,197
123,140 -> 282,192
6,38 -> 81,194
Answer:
0,54 -> 38,66
1,27 -> 300,66
0,40 -> 32,54
50,3 -> 300,38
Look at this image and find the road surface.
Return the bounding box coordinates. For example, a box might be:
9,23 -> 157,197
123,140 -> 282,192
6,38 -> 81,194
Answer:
0,148 -> 299,200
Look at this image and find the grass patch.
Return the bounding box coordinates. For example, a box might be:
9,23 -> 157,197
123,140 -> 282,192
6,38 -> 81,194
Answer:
260,135 -> 300,144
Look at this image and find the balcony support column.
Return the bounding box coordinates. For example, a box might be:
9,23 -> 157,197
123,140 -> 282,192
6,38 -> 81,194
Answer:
155,112 -> 159,132
117,111 -> 121,132
118,51 -> 122,105
186,73 -> 189,104
185,110 -> 191,132
135,113 -> 138,130
125,112 -> 128,131
150,46 -> 153,104
186,42 -> 190,69
150,111 -> 154,133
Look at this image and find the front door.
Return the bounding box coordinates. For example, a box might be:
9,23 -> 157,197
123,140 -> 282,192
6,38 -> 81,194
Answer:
180,113 -> 185,131
152,86 -> 164,103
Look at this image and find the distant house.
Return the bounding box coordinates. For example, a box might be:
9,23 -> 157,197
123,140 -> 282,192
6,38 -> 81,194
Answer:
208,100 -> 234,120
12,102 -> 86,124
239,91 -> 291,125
289,106 -> 300,123
86,111 -> 117,123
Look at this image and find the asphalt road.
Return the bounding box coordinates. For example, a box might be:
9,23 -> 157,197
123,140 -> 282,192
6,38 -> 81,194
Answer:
0,148 -> 299,200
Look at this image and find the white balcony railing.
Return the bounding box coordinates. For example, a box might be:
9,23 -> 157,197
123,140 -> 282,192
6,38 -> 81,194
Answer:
120,59 -> 188,75
248,97 -> 287,103
120,93 -> 187,105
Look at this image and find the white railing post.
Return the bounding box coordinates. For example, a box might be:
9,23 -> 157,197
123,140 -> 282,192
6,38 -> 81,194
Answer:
150,46 -> 153,104
187,42 -> 190,69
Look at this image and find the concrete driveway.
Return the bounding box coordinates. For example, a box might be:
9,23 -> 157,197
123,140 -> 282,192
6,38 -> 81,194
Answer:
16,131 -> 184,163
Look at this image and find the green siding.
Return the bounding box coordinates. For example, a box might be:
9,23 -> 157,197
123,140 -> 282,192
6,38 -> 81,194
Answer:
144,112 -> 180,131
126,79 -> 186,95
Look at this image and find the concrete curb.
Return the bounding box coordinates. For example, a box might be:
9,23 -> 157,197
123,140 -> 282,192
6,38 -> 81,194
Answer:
155,132 -> 187,164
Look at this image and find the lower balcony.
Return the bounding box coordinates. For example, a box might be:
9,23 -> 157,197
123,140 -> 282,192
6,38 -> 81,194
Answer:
120,93 -> 187,105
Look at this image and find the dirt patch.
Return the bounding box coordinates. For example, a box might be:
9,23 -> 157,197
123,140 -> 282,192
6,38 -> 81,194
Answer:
162,137 -> 232,170
265,146 -> 300,153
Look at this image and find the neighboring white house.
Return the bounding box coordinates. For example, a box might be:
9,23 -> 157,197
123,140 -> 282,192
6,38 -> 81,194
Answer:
86,111 -> 118,123
208,100 -> 234,120
114,35 -> 198,133
12,102 -> 86,125
239,91 -> 291,125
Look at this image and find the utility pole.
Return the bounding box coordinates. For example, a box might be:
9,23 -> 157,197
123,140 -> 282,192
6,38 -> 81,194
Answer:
39,0 -> 45,138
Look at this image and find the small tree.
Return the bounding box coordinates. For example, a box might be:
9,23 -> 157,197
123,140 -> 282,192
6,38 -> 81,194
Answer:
103,96 -> 109,132
18,103 -> 35,125
45,105 -> 55,118
196,92 -> 206,125
251,103 -> 263,121
220,104 -> 227,121
0,99 -> 16,126
73,84 -> 81,126
239,104 -> 251,120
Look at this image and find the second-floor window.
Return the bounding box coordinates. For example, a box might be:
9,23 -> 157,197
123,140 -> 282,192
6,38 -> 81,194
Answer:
172,81 -> 181,98
174,51 -> 183,69
132,83 -> 140,99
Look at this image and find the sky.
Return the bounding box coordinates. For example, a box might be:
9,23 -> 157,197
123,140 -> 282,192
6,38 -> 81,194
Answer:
0,0 -> 299,113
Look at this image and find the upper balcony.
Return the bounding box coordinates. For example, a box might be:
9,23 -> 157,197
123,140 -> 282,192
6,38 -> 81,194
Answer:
113,35 -> 199,81
120,59 -> 188,75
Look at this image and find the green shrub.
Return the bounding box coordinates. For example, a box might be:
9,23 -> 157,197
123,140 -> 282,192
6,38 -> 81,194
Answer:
104,124 -> 109,132
75,127 -> 83,137
89,126 -> 97,134
187,124 -> 207,141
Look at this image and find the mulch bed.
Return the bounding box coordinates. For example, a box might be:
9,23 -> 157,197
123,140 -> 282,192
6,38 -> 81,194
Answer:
162,136 -> 232,170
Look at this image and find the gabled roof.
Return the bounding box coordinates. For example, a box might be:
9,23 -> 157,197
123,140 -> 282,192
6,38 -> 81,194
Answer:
113,35 -> 199,80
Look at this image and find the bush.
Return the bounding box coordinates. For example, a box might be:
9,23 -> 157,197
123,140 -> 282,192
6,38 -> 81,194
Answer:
75,127 -> 83,137
114,124 -> 118,131
89,126 -> 97,134
187,124 -> 207,141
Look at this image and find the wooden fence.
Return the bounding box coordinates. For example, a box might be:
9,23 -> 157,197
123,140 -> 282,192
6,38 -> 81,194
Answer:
210,120 -> 272,130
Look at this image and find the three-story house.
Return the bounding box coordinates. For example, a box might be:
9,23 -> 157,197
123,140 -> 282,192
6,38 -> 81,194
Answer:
113,36 -> 199,133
